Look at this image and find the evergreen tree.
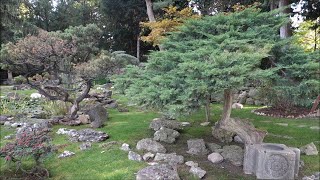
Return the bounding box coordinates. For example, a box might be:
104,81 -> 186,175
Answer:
115,8 -> 286,144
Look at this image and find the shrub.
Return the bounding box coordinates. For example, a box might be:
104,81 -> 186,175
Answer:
13,75 -> 27,84
42,100 -> 69,116
0,126 -> 53,172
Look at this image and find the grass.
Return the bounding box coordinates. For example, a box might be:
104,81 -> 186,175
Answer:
0,90 -> 319,179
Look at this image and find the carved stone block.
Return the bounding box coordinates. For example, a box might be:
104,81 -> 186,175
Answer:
243,143 -> 300,180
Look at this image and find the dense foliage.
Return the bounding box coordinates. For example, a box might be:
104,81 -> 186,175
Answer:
115,8 -> 285,119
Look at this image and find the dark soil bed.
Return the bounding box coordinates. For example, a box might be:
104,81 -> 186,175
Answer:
253,106 -> 317,118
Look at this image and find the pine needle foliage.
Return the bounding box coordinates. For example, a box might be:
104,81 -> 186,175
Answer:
115,8 -> 286,118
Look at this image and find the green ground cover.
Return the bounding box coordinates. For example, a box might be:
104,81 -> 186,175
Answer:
0,88 -> 319,179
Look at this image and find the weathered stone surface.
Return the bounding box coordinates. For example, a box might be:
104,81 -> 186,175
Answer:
300,142 -> 318,155
221,145 -> 244,166
149,118 -> 182,131
143,152 -> 155,161
79,142 -> 92,151
233,135 -> 244,144
232,103 -> 244,109
4,121 -> 12,127
189,166 -> 206,179
181,122 -> 191,127
79,114 -> 90,124
200,122 -> 210,126
4,134 -> 15,140
87,104 -> 108,128
58,151 -> 75,158
186,139 -> 208,155
185,161 -> 198,167
136,164 -> 180,180
243,143 -> 300,180
206,143 -> 222,153
248,89 -> 258,98
68,128 -> 109,142
153,127 -> 180,143
120,143 -> 130,151
208,153 -> 224,164
56,128 -> 77,135
0,115 -> 8,125
246,98 -> 254,105
128,151 -> 142,161
154,153 -> 184,165
212,126 -> 235,143
238,91 -> 247,104
136,138 -> 166,153
302,172 -> 320,180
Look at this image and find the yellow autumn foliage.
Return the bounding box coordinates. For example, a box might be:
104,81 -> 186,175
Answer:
141,6 -> 199,46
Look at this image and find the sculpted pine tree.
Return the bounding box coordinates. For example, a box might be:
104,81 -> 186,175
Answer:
115,8 -> 286,144
2,24 -> 138,119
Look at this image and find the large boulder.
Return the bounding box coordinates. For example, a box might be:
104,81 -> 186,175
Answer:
221,145 -> 244,166
149,118 -> 182,131
136,164 -> 180,180
87,104 -> 108,128
154,127 -> 180,143
154,153 -> 184,165
136,138 -> 166,153
186,139 -> 209,155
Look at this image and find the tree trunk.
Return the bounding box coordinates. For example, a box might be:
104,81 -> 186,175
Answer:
215,89 -> 267,144
269,0 -> 277,10
220,89 -> 233,125
7,70 -> 13,84
310,95 -> 320,114
279,0 -> 292,39
204,94 -> 211,122
145,0 -> 156,22
137,35 -> 140,61
69,80 -> 92,119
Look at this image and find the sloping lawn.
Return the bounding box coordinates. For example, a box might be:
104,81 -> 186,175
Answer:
0,93 -> 319,179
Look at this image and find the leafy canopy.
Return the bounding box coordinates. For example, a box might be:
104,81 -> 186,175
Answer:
115,8 -> 285,117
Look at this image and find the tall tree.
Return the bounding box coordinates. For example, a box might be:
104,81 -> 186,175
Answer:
115,8 -> 286,144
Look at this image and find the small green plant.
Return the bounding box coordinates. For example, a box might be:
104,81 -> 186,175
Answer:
42,100 -> 69,116
0,96 -> 29,116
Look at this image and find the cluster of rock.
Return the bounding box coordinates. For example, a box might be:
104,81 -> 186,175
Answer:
56,128 -> 109,142
150,118 -> 183,144
213,87 -> 265,105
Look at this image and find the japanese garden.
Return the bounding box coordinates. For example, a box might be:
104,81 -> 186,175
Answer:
0,0 -> 319,179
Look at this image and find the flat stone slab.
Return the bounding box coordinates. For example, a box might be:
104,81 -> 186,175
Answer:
221,145 -> 243,166
136,164 -> 180,180
57,128 -> 109,142
154,153 -> 184,165
149,118 -> 182,131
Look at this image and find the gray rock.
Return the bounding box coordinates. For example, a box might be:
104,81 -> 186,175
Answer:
238,91 -> 247,104
300,142 -> 318,155
206,143 -> 222,153
11,122 -> 23,128
208,153 -> 224,164
185,161 -> 198,167
149,118 -> 182,131
200,122 -> 210,126
153,127 -> 180,143
181,122 -> 191,127
212,126 -> 235,143
78,114 -> 90,124
4,134 -> 15,140
221,145 -> 244,166
105,102 -> 118,109
254,100 -> 264,106
136,164 -> 180,180
186,139 -> 208,155
245,98 -> 254,105
154,153 -> 184,165
232,103 -> 244,109
189,166 -> 206,179
56,128 -> 77,135
58,151 -> 75,158
128,151 -> 142,161
233,135 -> 244,144
68,128 -> 109,142
136,138 -> 166,153
79,142 -> 92,151
87,104 -> 108,128
4,121 -> 12,127
143,152 -> 155,161
120,143 -> 131,151
248,88 -> 258,98
0,115 -> 8,125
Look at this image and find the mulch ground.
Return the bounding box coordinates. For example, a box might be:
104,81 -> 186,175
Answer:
253,106 -> 316,118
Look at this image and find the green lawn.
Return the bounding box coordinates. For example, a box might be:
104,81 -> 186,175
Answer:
0,92 -> 319,179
